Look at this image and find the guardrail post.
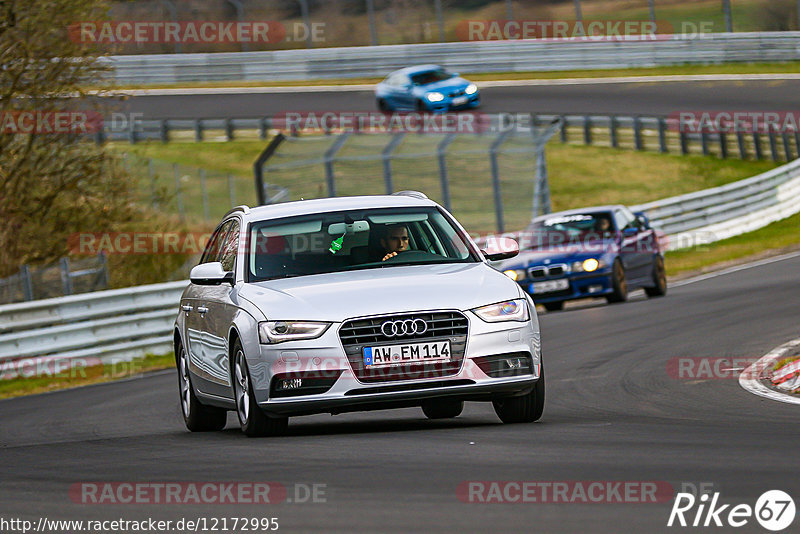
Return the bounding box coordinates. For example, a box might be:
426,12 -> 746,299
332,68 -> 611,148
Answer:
225,119 -> 235,141
633,116 -> 643,150
20,265 -> 33,301
160,119 -> 169,143
200,168 -> 209,221
100,252 -> 110,290
753,132 -> 763,160
253,133 -> 285,205
128,118 -> 138,144
60,257 -> 73,296
768,128 -> 779,161
719,132 -> 728,159
437,133 -> 457,212
609,116 -> 618,148
795,132 -> 800,159
381,132 -> 405,194
700,131 -> 709,156
583,115 -> 592,145
173,163 -> 185,221
324,132 -> 350,197
782,132 -> 793,161
490,130 -> 512,233
658,117 -> 667,153
195,119 -> 203,142
679,131 -> 689,155
559,115 -> 567,143
736,131 -> 747,159
259,117 -> 270,140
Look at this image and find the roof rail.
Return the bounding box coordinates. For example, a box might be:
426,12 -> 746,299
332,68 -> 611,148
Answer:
391,190 -> 428,200
223,205 -> 251,218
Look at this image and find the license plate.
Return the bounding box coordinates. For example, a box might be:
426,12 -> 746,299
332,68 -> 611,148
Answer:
531,279 -> 569,293
452,96 -> 468,105
364,341 -> 451,368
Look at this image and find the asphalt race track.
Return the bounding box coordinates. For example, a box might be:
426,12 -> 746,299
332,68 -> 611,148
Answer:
2,254 -> 798,533
118,79 -> 800,119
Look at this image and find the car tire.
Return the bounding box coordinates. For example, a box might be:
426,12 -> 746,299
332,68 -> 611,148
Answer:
492,364 -> 545,424
606,259 -> 628,303
177,342 -> 227,432
377,98 -> 391,112
543,301 -> 564,312
232,340 -> 288,437
644,255 -> 667,298
421,399 -> 464,419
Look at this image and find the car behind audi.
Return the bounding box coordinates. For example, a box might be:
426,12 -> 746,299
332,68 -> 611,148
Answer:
174,192 -> 543,436
375,65 -> 480,113
496,205 -> 667,311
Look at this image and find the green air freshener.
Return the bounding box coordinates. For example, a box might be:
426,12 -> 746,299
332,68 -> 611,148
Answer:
329,234 -> 344,254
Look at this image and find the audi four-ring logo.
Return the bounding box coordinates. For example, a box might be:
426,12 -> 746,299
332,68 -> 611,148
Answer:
381,318 -> 428,337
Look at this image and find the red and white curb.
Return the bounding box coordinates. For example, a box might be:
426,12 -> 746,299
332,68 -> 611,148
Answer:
739,337 -> 800,406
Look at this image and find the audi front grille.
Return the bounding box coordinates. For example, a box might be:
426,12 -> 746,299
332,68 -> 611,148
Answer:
338,311 -> 469,383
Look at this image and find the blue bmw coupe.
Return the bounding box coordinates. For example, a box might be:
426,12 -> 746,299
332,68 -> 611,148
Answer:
375,65 -> 480,113
495,205 -> 667,311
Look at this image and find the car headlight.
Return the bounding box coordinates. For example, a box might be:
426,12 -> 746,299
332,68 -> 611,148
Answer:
572,259 -> 605,273
472,299 -> 529,323
258,321 -> 331,344
503,269 -> 526,281
465,83 -> 478,95
426,92 -> 445,102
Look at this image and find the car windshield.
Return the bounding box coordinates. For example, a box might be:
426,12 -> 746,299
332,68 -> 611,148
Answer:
247,207 -> 477,282
410,69 -> 454,86
521,212 -> 615,249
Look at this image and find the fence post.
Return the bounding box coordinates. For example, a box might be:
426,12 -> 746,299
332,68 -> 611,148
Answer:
195,119 -> 203,142
437,133 -> 457,212
719,132 -> 728,159
782,132 -> 793,161
609,116 -> 618,148
160,119 -> 169,143
559,115 -> 567,143
679,131 -> 689,155
60,257 -> 73,296
489,130 -> 512,233
658,117 -> 667,153
381,132 -> 405,194
533,117 -> 561,218
173,163 -> 185,221
700,131 -> 709,155
128,118 -> 138,144
20,265 -> 33,301
633,116 -> 644,150
253,133 -> 286,205
752,131 -> 763,160
259,117 -> 270,140
200,168 -> 210,221
324,132 -> 350,198
736,131 -> 747,159
148,159 -> 158,208
99,252 -> 110,290
366,0 -> 378,45
225,118 -> 235,141
795,132 -> 800,159
768,128 -> 779,161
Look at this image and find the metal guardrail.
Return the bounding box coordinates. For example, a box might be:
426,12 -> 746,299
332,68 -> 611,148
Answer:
2,156 -> 800,376
103,32 -> 800,84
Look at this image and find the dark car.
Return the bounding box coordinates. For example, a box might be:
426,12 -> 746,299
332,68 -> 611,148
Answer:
375,64 -> 480,113
495,205 -> 667,311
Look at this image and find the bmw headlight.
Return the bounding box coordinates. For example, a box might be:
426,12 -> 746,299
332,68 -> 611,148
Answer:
571,259 -> 605,273
472,299 -> 529,323
258,321 -> 331,344
426,92 -> 445,102
503,269 -> 526,281
465,83 -> 478,95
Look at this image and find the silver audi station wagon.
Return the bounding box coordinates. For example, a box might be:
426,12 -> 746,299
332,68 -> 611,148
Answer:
174,192 -> 544,436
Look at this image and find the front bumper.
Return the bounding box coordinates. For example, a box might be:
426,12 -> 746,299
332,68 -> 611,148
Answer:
246,311 -> 540,417
521,270 -> 614,304
426,93 -> 481,113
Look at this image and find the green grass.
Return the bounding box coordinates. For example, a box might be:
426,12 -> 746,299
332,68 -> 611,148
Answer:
666,211 -> 800,276
0,353 -> 175,400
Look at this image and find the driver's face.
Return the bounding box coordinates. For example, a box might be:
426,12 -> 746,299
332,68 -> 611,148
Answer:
383,228 -> 409,253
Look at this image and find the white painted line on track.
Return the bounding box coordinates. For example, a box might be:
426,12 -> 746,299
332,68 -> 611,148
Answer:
739,337 -> 800,406
670,250 -> 800,289
109,73 -> 800,97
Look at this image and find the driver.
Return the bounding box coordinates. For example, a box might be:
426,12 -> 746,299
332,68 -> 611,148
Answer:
380,224 -> 410,261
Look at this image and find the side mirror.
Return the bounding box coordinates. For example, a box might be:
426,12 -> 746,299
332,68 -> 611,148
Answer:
190,262 -> 234,286
481,237 -> 519,261
622,227 -> 639,238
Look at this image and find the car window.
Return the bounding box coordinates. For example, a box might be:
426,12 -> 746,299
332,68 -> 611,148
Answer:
219,219 -> 240,272
199,220 -> 232,264
410,69 -> 453,86
523,212 -> 614,248
247,207 -> 477,282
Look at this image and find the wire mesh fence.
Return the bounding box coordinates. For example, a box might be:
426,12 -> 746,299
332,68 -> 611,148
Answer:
0,255 -> 109,305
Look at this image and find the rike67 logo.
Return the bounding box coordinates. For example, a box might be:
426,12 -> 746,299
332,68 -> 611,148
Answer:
668,490 -> 796,531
